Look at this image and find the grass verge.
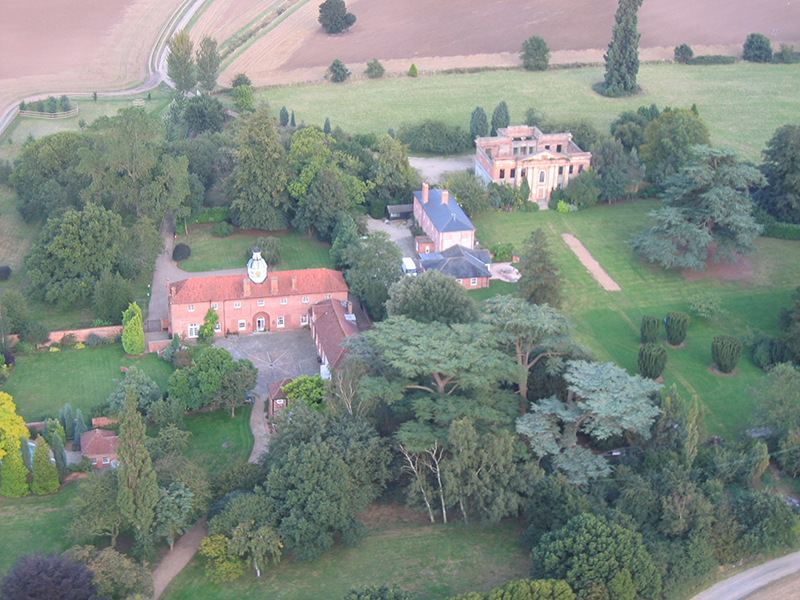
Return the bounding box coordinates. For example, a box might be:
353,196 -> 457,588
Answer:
3,344 -> 174,422
0,482 -> 79,575
176,225 -> 333,272
160,515 -> 528,600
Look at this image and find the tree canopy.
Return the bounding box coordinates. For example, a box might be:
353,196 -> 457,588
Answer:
0,554 -> 98,600
629,146 -> 765,271
757,124 -> 800,223
386,270 -> 478,324
521,35 -> 550,71
603,0 -> 644,95
167,30 -> 196,94
318,0 -> 356,34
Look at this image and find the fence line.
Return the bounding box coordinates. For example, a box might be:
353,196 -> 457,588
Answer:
18,106 -> 79,119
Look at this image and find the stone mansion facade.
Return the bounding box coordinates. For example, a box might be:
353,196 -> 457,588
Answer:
475,125 -> 592,205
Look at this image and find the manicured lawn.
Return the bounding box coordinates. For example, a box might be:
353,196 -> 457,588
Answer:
161,516 -> 529,600
0,482 -> 80,575
259,62 -> 800,162
472,202 -> 800,438
183,407 -> 253,473
467,279 -> 516,302
4,344 -> 174,422
176,225 -> 333,272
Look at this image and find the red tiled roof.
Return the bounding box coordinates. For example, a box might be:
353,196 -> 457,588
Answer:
81,429 -> 119,457
268,377 -> 294,401
170,268 -> 348,304
312,299 -> 359,370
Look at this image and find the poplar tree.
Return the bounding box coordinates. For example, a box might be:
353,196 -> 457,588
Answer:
31,437 -> 60,495
196,36 -> 221,90
603,0 -> 645,96
167,30 -> 196,95
51,431 -> 68,481
117,388 -> 159,559
0,439 -> 29,498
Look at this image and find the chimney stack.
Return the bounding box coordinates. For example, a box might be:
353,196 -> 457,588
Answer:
242,278 -> 251,298
441,189 -> 449,205
422,182 -> 429,203
291,275 -> 297,291
270,276 -> 278,293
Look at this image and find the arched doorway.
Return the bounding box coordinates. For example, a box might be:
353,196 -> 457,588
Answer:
253,312 -> 269,332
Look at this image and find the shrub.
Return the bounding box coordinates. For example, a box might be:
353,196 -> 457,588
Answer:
211,221 -> 235,237
639,343 -> 668,379
327,59 -> 351,83
689,55 -> 736,65
712,335 -> 743,373
688,293 -> 726,321
14,341 -> 35,354
188,206 -> 230,226
0,265 -> 11,280
173,243 -> 191,261
408,63 -> 418,77
90,318 -> 112,328
365,58 -> 385,78
665,312 -> 690,345
85,333 -> 102,347
74,342 -> 85,349
743,32 -> 773,62
774,44 -> 800,64
69,457 -> 93,473
397,120 -> 471,154
230,73 -> 251,88
19,322 -> 50,345
674,44 -> 694,64
751,337 -> 793,370
60,333 -> 78,348
49,345 -> 61,352
369,199 -> 386,219
490,242 -> 515,262
2,350 -> 15,366
640,315 -> 660,344
556,200 -> 571,213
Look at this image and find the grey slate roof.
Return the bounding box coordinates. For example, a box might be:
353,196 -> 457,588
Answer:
418,245 -> 491,279
413,188 -> 475,233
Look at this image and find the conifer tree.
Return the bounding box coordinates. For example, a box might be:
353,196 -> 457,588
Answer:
491,101 -> 510,136
51,432 -> 68,481
117,387 -> 159,559
603,0 -> 645,96
0,440 -> 29,498
19,435 -> 32,470
73,409 -> 87,451
323,117 -> 331,135
31,437 -> 60,495
279,106 -> 289,126
122,312 -> 145,356
122,301 -> 142,328
290,110 -> 296,127
63,403 -> 74,440
470,106 -> 488,141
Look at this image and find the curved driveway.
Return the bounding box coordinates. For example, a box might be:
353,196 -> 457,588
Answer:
690,551 -> 800,600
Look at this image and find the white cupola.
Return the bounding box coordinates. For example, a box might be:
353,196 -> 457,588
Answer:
247,248 -> 268,284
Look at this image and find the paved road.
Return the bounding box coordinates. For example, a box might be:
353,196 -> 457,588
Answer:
691,550 -> 800,600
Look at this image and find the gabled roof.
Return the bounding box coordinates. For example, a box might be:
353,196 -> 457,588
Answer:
81,429 -> 119,457
312,299 -> 359,370
170,268 -> 348,304
267,377 -> 294,401
413,188 -> 475,233
419,245 -> 492,279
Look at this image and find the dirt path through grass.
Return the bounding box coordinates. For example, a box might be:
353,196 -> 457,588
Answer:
561,233 -> 621,292
248,394 -> 269,463
150,519 -> 208,600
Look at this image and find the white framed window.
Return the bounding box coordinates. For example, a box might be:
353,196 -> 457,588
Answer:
300,315 -> 308,326
324,294 -> 332,300
302,296 -> 309,304
470,278 -> 478,286
214,321 -> 221,332
280,298 -> 288,305
187,305 -> 195,312
277,316 -> 285,328
539,171 -> 546,183
234,301 -> 241,309
188,323 -> 199,338
238,320 -> 247,331
257,300 -> 265,307
102,457 -> 110,465
211,303 -> 218,310
456,279 -> 463,285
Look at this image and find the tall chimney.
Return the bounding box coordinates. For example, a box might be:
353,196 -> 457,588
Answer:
422,182 -> 429,203
242,278 -> 251,298
291,275 -> 297,291
441,190 -> 449,205
270,276 -> 278,293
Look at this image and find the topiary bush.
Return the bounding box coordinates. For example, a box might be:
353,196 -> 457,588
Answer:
0,266 -> 11,280
173,243 -> 191,261
665,312 -> 690,345
640,315 -> 660,344
19,322 -> 50,346
638,343 -> 668,379
211,221 -> 235,237
408,63 -> 418,77
712,335 -> 743,373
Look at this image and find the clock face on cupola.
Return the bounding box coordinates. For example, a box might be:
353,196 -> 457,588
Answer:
247,248 -> 268,284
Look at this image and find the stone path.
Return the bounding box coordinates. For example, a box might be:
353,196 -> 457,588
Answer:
561,233 -> 621,292
248,394 -> 269,463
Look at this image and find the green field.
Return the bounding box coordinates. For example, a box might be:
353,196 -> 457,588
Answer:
259,62 -> 800,162
0,482 -> 79,575
3,344 -> 174,422
472,202 -> 800,438
183,407 -> 254,472
176,225 -> 334,272
161,517 -> 528,600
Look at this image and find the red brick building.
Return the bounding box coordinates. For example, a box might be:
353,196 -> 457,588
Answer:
413,183 -> 476,253
167,251 -> 349,340
309,298 -> 360,379
475,125 -> 592,206
80,429 -> 119,468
